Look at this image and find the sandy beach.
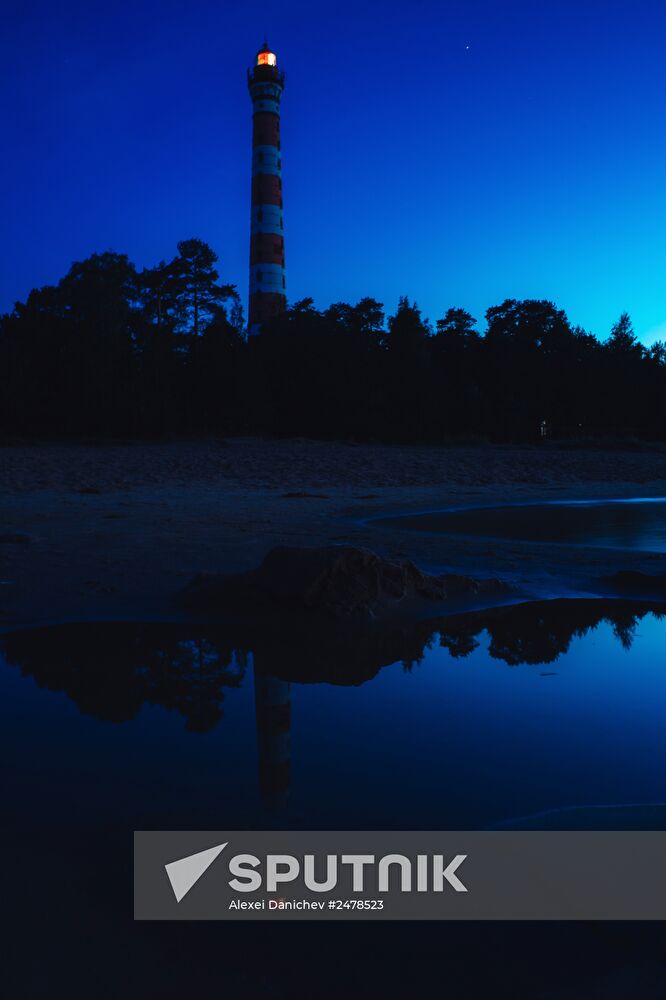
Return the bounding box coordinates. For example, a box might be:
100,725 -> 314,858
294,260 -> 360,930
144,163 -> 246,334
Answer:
2,437 -> 666,627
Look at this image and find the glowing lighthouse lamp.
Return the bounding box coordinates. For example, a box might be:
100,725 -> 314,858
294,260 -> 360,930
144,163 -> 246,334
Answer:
257,49 -> 277,67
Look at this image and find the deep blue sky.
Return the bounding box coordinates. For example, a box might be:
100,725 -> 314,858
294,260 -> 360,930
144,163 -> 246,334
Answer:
2,0 -> 665,343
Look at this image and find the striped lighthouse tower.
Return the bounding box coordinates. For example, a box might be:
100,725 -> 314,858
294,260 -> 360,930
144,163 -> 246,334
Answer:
248,41 -> 286,336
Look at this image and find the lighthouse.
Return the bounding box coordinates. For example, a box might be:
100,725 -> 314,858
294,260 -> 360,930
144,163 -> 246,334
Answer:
248,42 -> 286,336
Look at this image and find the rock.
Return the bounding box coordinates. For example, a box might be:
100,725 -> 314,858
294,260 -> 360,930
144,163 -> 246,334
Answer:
0,533 -> 31,544
181,545 -> 509,619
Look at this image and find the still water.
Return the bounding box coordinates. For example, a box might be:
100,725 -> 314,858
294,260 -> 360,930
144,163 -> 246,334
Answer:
3,599 -> 666,834
379,498 -> 666,551
5,601 -> 666,995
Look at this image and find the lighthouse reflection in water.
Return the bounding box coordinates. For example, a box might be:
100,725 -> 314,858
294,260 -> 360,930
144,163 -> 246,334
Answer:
254,672 -> 291,810
2,599 -> 666,832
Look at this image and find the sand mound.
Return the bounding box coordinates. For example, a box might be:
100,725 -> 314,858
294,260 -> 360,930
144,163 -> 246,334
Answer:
181,545 -> 509,618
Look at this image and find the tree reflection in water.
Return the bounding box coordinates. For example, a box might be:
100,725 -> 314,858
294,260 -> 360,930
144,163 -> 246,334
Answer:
1,625 -> 246,732
2,599 -> 662,727
3,599 -> 663,811
439,599 -> 660,666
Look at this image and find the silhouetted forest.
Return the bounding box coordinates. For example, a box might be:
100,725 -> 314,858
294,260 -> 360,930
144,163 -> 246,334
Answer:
2,239 -> 665,443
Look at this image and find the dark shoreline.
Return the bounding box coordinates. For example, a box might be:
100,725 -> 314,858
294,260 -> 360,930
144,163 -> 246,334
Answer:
2,439 -> 666,628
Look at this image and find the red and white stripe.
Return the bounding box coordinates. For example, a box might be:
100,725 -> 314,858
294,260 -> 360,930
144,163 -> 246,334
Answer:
248,44 -> 286,336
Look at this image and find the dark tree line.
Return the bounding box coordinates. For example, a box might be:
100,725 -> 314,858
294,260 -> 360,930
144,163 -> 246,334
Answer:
2,239 -> 665,442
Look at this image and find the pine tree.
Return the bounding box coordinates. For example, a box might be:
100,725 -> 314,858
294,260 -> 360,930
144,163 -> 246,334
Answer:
171,238 -> 236,337
607,312 -> 641,355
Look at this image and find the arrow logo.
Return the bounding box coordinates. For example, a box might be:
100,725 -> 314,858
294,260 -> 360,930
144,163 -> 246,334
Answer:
165,842 -> 228,902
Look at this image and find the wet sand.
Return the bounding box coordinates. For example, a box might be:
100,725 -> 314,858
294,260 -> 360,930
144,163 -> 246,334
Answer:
2,438 -> 666,626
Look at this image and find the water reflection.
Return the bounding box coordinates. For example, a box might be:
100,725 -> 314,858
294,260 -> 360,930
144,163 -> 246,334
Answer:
438,599 -> 654,665
2,600 -> 663,813
1,625 -> 247,731
3,600 -> 659,710
254,673 -> 291,809
380,498 -> 666,551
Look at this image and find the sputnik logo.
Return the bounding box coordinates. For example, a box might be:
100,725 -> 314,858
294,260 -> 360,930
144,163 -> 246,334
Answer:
165,842 -> 228,902
163,842 -> 468,901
